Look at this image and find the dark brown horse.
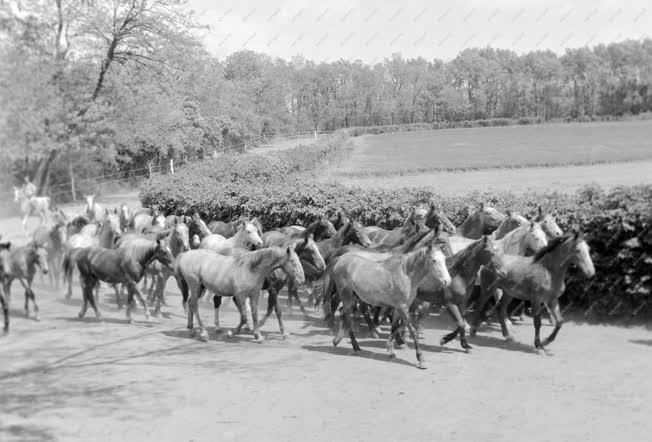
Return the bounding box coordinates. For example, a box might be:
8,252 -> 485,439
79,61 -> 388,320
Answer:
416,236 -> 507,351
0,242 -> 49,322
73,239 -> 174,322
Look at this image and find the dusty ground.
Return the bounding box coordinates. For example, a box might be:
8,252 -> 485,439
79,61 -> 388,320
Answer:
2,197 -> 652,442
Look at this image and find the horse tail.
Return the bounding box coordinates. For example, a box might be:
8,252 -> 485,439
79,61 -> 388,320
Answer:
62,249 -> 73,287
173,256 -> 189,309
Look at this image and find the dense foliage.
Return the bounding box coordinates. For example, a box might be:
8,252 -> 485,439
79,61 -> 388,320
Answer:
3,1 -> 652,200
141,134 -> 652,320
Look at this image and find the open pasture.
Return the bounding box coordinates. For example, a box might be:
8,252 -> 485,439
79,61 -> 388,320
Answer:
333,120 -> 652,175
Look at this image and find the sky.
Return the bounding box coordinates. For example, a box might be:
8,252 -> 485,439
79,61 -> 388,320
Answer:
186,0 -> 652,63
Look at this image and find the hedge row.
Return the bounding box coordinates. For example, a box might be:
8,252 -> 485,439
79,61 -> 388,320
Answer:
141,134 -> 652,320
347,113 -> 652,137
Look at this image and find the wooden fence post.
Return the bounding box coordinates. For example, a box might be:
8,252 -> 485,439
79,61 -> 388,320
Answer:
69,162 -> 76,201
213,149 -> 218,159
148,162 -> 153,178
169,159 -> 174,175
314,130 -> 317,139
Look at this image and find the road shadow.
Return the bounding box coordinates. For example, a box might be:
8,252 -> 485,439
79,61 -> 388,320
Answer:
0,423 -> 57,442
302,344 -> 416,368
629,339 -> 652,346
54,316 -> 129,325
469,334 -> 538,354
358,336 -> 467,354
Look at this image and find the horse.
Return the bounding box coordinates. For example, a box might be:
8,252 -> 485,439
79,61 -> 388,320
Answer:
175,246 -> 305,342
503,208 -> 565,323
83,194 -> 106,223
263,219 -> 337,247
535,206 -> 563,239
13,187 -> 51,235
141,221 -> 190,314
360,207 -> 427,248
0,241 -> 12,333
133,209 -> 165,234
62,213 -> 122,299
208,216 -> 263,238
0,242 -> 49,322
199,219 -> 264,253
471,232 -> 595,353
211,235 -> 326,337
186,212 -> 212,249
118,203 -> 132,232
415,236 -> 508,351
444,203 -> 506,239
491,210 -> 529,239
32,218 -> 68,287
74,238 -> 174,322
320,226 -> 452,328
332,242 -> 451,369
424,204 -> 457,235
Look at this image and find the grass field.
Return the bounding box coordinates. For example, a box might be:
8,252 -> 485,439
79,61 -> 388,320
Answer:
332,120 -> 652,176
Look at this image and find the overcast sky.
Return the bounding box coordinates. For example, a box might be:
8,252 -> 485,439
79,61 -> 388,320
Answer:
187,0 -> 651,63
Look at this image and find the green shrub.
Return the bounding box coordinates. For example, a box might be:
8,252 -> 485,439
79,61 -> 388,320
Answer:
141,133 -> 652,320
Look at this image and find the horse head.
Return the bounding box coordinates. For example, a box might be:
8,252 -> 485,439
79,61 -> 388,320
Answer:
154,238 -> 175,270
238,220 -> 263,248
30,242 -> 49,275
294,233 -> 326,272
535,206 -> 563,239
282,245 -> 305,285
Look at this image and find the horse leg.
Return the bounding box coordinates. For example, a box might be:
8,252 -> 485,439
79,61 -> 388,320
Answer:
27,285 -> 39,321
22,213 -> 30,237
230,297 -> 248,336
127,280 -> 150,321
533,303 -> 545,353
288,280 -> 307,315
497,296 -> 515,342
15,278 -> 31,318
212,295 -> 222,331
544,302 -> 556,326
397,303 -> 426,370
250,293 -> 264,343
386,310 -> 400,358
361,304 -> 381,338
542,299 -> 563,348
0,291 -> 8,334
86,280 -> 102,319
78,279 -> 90,319
372,306 -> 382,327
440,301 -> 467,349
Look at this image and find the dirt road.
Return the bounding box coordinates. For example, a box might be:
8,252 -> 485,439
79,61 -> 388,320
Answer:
1,199 -> 651,442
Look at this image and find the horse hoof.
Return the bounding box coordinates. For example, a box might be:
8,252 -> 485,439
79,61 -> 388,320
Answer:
77,312 -> 84,319
469,328 -> 477,337
504,335 -> 515,342
226,330 -> 234,337
416,361 -> 427,370
198,333 -> 209,342
397,343 -> 407,350
369,331 -> 380,339
387,351 -> 396,359
255,336 -> 265,344
281,331 -> 290,339
439,338 -> 446,346
332,337 -> 340,347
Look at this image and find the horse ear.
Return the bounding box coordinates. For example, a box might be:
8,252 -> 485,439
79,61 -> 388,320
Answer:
530,222 -> 535,230
573,231 -> 580,240
286,246 -> 292,255
506,209 -> 512,217
478,202 -> 484,210
113,208 -> 118,214
538,206 -> 543,217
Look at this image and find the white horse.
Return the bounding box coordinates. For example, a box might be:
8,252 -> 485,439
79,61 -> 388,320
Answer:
14,187 -> 51,236
84,194 -> 106,223
199,220 -> 264,253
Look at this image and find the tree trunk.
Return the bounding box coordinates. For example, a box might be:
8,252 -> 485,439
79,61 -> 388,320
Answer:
33,149 -> 58,195
69,161 -> 76,201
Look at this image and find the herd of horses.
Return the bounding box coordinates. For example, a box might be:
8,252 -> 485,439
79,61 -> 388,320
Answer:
0,193 -> 596,369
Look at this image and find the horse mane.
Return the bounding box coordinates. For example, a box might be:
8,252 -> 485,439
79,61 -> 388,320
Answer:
446,237 -> 481,270
395,228 -> 433,253
533,235 -> 571,262
234,247 -> 283,270
121,240 -> 157,262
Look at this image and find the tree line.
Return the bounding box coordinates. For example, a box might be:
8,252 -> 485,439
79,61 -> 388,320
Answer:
1,1 -> 652,198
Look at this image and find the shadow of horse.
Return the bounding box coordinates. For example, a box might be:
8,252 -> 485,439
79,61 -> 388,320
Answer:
302,344 -> 416,368
469,334 -> 538,354
629,339 -> 652,346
